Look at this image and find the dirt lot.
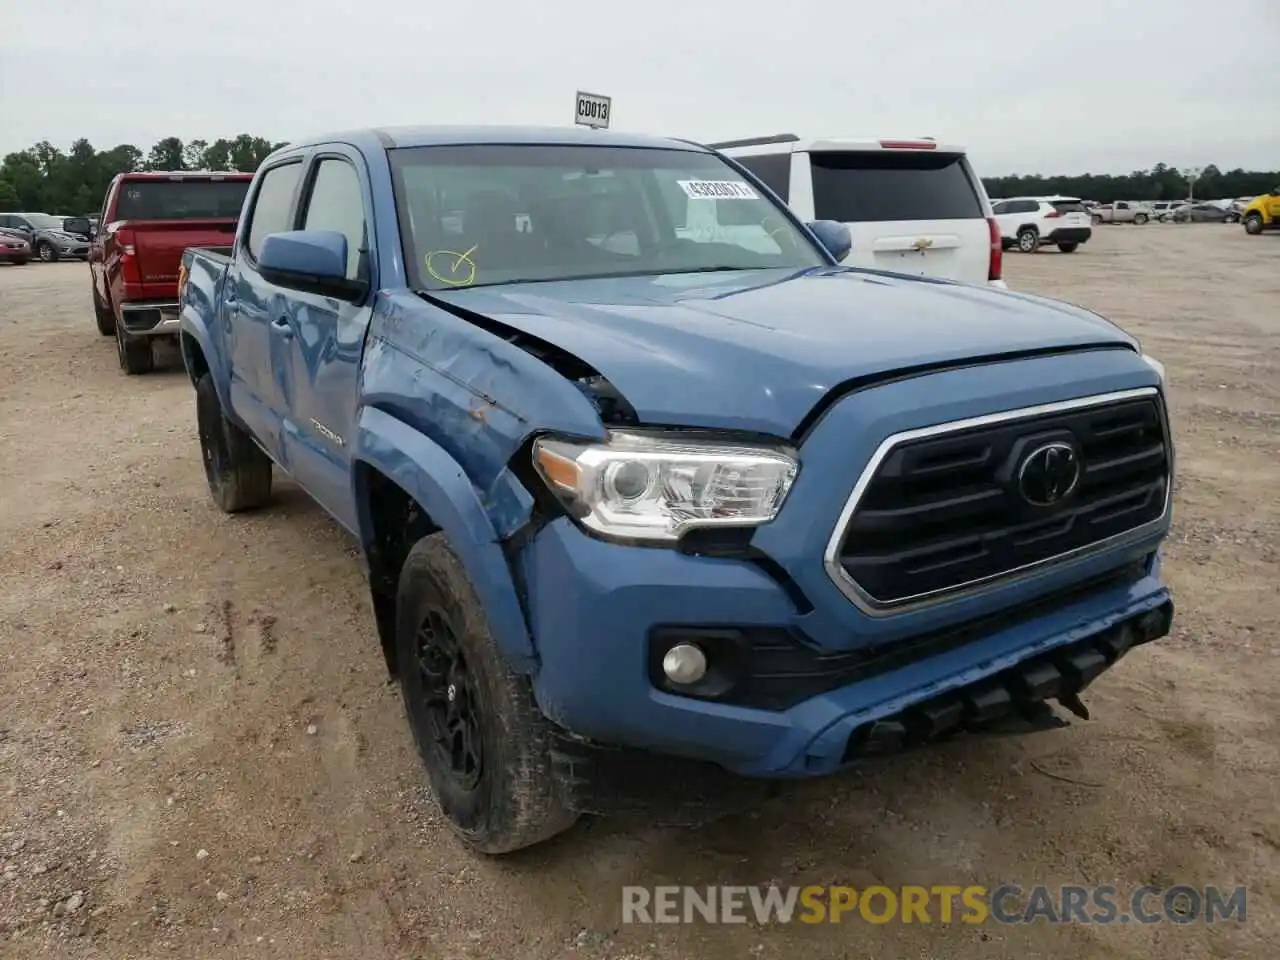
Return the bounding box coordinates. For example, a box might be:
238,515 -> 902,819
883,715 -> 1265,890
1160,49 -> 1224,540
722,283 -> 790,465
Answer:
0,225 -> 1277,959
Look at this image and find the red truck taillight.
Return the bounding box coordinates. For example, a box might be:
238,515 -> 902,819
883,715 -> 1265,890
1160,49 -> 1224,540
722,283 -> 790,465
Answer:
986,217 -> 1003,282
116,228 -> 142,285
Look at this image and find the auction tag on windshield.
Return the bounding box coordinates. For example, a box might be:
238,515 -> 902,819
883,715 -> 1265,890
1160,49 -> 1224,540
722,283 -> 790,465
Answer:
677,179 -> 759,200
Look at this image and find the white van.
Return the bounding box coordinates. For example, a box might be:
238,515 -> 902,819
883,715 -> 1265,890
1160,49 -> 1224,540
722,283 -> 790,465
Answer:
710,134 -> 1004,288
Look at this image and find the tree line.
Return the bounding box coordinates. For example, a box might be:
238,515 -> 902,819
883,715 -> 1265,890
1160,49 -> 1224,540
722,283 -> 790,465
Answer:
982,163 -> 1278,203
0,135 -> 285,214
3,135 -> 1278,214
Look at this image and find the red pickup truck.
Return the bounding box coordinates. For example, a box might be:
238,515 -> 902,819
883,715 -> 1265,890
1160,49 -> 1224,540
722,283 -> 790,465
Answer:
85,171 -> 253,374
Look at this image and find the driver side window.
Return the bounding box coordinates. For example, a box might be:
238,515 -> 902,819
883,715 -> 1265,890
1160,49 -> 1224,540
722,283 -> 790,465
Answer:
301,159 -> 368,280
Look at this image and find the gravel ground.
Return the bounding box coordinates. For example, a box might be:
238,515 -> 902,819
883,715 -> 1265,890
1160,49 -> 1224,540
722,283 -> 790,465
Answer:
0,225 -> 1277,959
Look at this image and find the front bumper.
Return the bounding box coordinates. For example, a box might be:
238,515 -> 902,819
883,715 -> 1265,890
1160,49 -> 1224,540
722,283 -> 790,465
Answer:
1048,227 -> 1092,244
521,350 -> 1172,781
119,301 -> 181,337
524,516 -> 1170,779
54,240 -> 90,258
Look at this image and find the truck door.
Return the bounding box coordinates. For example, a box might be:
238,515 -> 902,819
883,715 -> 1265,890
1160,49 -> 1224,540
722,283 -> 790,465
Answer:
272,150 -> 375,534
226,158 -> 306,461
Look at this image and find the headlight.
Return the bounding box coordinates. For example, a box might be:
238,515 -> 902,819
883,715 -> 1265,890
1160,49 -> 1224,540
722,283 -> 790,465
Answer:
532,431 -> 798,543
1142,353 -> 1166,385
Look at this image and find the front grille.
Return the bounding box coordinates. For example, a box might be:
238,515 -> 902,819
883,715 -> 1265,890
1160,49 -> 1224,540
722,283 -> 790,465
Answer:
834,390 -> 1170,608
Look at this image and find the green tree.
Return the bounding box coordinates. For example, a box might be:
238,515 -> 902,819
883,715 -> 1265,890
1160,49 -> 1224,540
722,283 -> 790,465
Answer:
146,137 -> 186,171
227,134 -> 276,172
201,138 -> 234,171
183,139 -> 209,170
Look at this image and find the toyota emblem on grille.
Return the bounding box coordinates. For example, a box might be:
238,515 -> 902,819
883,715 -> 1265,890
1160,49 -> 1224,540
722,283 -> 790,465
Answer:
1017,441 -> 1081,506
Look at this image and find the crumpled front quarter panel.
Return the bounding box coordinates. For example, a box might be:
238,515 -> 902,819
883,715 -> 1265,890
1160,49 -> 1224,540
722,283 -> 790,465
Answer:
358,291 -> 607,531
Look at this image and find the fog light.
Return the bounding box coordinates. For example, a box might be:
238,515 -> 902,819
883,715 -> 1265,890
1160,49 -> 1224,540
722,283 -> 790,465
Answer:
662,643 -> 708,685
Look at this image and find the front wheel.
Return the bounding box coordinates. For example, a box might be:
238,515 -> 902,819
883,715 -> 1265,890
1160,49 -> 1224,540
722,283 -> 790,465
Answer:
195,373 -> 273,512
1057,242 -> 1079,253
396,533 -> 578,854
1016,228 -> 1038,253
1243,213 -> 1264,235
37,241 -> 58,263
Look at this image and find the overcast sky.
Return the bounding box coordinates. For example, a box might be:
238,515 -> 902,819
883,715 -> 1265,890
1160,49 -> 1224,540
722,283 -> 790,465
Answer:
3,0 -> 1277,176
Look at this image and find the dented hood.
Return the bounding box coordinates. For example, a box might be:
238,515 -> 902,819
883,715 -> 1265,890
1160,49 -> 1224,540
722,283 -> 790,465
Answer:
430,267 -> 1137,436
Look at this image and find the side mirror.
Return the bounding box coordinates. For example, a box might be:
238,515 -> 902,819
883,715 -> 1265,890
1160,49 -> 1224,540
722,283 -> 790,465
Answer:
62,217 -> 92,237
257,230 -> 368,302
806,219 -> 852,262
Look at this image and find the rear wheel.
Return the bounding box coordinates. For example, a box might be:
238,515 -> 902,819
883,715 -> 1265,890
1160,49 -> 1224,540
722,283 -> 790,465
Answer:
1016,228 -> 1038,253
1244,213 -> 1264,235
1134,213 -> 1149,225
195,373 -> 273,512
1057,242 -> 1079,253
115,324 -> 153,375
92,286 -> 116,336
396,533 -> 577,854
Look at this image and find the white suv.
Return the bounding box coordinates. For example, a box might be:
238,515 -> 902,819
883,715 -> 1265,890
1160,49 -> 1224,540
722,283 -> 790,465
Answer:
711,134 -> 1004,288
991,196 -> 1093,254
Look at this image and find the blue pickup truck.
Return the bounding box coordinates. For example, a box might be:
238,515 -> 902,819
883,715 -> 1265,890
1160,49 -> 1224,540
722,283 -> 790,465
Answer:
178,125 -> 1175,854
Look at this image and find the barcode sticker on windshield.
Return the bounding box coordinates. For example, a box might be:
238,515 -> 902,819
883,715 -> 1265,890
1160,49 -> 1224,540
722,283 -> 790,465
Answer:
677,180 -> 759,200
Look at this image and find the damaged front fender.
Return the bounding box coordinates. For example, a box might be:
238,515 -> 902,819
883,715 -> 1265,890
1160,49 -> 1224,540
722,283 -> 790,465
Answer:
361,291 -> 614,509
352,406 -> 540,671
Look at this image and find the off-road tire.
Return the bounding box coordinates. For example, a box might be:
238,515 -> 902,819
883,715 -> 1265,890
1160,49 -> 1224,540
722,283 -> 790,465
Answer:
115,324 -> 154,375
93,287 -> 116,336
194,373 -> 273,512
1134,213 -> 1148,225
1016,227 -> 1038,253
36,241 -> 58,263
1244,213 -> 1264,235
1057,242 -> 1079,253
396,533 -> 578,854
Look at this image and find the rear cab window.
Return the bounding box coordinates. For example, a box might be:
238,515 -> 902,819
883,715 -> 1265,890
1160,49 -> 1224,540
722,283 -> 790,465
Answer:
113,178 -> 252,220
808,150 -> 983,222
734,153 -> 791,202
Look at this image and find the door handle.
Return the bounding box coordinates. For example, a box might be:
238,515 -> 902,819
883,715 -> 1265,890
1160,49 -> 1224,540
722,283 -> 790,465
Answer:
270,315 -> 294,339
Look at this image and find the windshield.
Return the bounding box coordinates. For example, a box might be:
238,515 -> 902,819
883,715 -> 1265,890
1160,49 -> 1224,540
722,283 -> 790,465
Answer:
389,144 -> 826,290
115,179 -> 250,220
26,214 -> 64,230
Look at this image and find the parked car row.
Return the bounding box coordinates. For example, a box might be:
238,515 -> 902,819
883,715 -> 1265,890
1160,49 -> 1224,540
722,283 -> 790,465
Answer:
0,212 -> 93,261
